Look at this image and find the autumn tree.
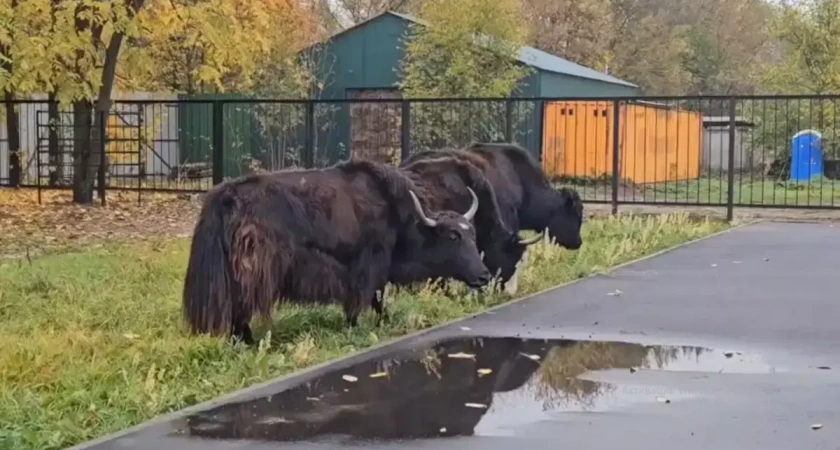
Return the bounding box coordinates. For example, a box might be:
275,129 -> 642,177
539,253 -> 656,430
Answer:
676,0 -> 776,95
314,0 -> 422,33
398,0 -> 531,149
738,0 -> 840,174
520,0 -> 777,96
128,0 -> 318,94
520,0 -> 611,72
399,0 -> 529,98
62,0 -> 149,204
2,0 -> 81,187
768,0 -> 840,94
1,0 -> 150,202
1,0 -> 22,186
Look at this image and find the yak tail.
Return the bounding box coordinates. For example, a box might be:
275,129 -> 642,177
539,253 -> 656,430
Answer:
182,192 -> 280,338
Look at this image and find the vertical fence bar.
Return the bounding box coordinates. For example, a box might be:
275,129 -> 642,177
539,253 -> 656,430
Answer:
212,101 -> 224,185
611,99 -> 621,215
400,100 -> 411,162
505,99 -> 513,142
137,104 -> 143,205
305,101 -> 315,168
727,97 -> 737,221
5,100 -> 21,187
98,109 -> 107,206
536,100 -> 545,164
36,106 -> 42,204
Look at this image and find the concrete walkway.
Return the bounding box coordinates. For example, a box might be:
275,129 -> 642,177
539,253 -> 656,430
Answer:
74,222 -> 840,450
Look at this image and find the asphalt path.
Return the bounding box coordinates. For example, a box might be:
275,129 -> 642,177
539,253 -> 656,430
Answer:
73,221 -> 840,450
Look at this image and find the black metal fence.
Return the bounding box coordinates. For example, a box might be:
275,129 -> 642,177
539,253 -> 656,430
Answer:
3,95 -> 840,216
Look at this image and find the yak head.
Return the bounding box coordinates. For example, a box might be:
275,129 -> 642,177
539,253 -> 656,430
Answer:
544,187 -> 584,250
479,228 -> 544,284
403,187 -> 493,288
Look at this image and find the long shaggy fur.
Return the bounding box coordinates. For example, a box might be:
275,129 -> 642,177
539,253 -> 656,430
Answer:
182,158 -> 455,341
404,142 -> 583,235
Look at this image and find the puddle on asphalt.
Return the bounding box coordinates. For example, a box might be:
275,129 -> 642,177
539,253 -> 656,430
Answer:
174,337 -> 784,443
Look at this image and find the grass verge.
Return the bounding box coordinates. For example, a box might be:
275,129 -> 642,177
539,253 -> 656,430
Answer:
564,175 -> 840,207
0,212 -> 729,450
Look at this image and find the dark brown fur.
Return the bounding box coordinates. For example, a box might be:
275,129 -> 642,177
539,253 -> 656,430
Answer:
182,158 -> 490,344
397,156 -> 534,283
404,142 -> 584,249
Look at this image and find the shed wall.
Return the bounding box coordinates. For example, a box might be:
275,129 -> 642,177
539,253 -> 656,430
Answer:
702,125 -> 753,172
542,101 -> 703,184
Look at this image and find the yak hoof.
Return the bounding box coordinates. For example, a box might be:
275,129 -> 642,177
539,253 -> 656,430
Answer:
375,310 -> 391,326
231,323 -> 255,346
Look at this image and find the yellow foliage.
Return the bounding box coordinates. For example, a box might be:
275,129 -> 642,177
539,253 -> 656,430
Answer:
3,0 -> 317,100
399,0 -> 530,98
2,0 -> 149,102
128,0 -> 319,93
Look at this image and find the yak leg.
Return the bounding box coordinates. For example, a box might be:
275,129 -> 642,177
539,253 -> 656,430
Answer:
345,245 -> 389,327
371,290 -> 391,326
231,321 -> 254,346
230,297 -> 255,345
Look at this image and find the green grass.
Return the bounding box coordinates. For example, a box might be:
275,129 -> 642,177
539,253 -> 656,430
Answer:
0,212 -> 729,450
562,175 -> 840,207
644,176 -> 840,206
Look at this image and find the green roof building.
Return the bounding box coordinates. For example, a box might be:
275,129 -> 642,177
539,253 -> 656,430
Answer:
178,11 -> 639,178
303,11 -> 638,164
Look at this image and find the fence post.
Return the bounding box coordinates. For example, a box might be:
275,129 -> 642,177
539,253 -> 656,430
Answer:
611,99 -> 621,215
504,99 -> 513,142
536,100 -> 546,164
212,101 -> 224,185
5,101 -> 21,187
97,109 -> 107,206
304,101 -> 315,168
400,100 -> 411,162
726,97 -> 736,221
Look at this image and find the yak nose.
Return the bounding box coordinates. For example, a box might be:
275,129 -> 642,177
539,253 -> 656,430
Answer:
473,271 -> 492,287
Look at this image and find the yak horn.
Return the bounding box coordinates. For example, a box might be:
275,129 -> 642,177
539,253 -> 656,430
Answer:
409,190 -> 437,227
462,187 -> 479,221
518,230 -> 544,246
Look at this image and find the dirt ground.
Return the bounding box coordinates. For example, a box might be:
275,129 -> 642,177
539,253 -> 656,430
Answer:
2,187 -> 839,261
0,189 -> 202,260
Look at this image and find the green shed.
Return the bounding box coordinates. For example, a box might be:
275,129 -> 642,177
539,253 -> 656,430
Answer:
302,11 -> 639,163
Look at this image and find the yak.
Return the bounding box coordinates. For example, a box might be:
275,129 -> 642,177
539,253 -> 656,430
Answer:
182,158 -> 492,345
395,155 -> 543,286
403,142 -> 584,293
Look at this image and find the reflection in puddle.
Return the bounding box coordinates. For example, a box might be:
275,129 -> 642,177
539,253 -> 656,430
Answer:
177,337 -> 780,444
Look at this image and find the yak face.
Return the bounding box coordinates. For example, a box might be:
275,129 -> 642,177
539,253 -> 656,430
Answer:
480,230 -> 543,284
545,187 -> 584,250
405,188 -> 492,288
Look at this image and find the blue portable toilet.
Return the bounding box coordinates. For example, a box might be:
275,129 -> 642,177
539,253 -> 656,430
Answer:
790,129 -> 824,182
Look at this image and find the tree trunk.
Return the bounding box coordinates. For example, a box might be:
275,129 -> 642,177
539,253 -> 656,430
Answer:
4,94 -> 21,187
72,100 -> 95,204
70,0 -> 147,205
47,92 -> 62,186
